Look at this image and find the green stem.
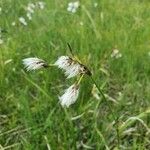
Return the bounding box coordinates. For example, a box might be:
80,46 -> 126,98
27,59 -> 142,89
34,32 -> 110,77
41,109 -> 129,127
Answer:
76,74 -> 84,85
90,76 -> 120,149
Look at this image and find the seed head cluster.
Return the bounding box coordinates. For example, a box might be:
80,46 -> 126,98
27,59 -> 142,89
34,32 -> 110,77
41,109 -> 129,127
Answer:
22,53 -> 91,107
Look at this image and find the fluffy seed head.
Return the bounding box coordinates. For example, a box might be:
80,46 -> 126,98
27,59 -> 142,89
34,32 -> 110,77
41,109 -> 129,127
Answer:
55,56 -> 91,78
54,56 -> 72,70
22,57 -> 48,71
59,84 -> 79,107
64,63 -> 82,78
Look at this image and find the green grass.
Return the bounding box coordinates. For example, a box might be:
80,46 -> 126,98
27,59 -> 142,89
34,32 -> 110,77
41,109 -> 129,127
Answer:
0,0 -> 150,149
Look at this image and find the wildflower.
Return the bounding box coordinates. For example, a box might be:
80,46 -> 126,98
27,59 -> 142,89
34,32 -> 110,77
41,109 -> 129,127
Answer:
59,84 -> 79,107
37,1 -> 45,9
11,22 -> 16,26
115,53 -> 122,59
27,13 -> 32,20
27,6 -> 34,14
67,1 -> 79,13
22,57 -> 48,71
27,3 -> 35,13
111,49 -> 122,59
19,17 -> 27,26
55,56 -> 91,78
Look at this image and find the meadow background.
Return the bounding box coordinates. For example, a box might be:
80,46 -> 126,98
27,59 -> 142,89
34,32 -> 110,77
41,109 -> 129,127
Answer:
0,0 -> 150,149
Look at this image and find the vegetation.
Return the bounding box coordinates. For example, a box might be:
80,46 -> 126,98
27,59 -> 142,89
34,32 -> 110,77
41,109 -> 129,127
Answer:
0,0 -> 150,149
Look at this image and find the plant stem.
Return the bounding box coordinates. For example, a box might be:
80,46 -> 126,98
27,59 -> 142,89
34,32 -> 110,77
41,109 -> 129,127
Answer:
90,76 -> 120,149
77,74 -> 84,85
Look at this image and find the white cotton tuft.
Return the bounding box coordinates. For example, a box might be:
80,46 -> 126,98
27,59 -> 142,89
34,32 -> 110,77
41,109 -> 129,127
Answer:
22,57 -> 47,71
54,56 -> 71,70
55,56 -> 86,78
64,63 -> 81,78
59,84 -> 79,107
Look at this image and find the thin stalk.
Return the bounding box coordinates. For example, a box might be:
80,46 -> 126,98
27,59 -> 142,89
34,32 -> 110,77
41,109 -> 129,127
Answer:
90,76 -> 120,149
67,43 -> 82,64
76,74 -> 84,85
48,64 -> 56,67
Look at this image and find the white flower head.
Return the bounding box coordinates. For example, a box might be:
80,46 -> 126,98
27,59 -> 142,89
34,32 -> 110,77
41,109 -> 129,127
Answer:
37,1 -> 45,9
111,49 -> 122,59
27,6 -> 34,14
59,84 -> 79,107
29,3 -> 36,8
22,57 -> 48,71
27,3 -> 35,13
19,17 -> 27,26
67,1 -> 80,13
27,12 -> 32,20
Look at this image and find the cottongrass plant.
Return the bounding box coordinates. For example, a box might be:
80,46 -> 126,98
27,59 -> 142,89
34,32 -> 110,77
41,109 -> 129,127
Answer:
22,43 -> 120,148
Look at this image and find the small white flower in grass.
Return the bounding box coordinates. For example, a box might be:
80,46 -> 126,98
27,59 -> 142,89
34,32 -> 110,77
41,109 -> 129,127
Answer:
27,6 -> 34,14
37,1 -> 45,9
23,57 -> 48,71
115,53 -> 122,59
27,13 -> 32,20
111,49 -> 122,59
67,1 -> 79,13
27,3 -> 35,14
59,84 -> 79,107
19,17 -> 27,26
28,3 -> 36,9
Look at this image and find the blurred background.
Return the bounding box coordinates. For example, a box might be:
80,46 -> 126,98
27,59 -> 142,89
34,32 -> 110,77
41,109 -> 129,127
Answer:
0,0 -> 150,149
